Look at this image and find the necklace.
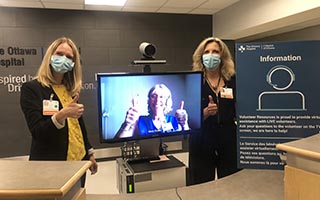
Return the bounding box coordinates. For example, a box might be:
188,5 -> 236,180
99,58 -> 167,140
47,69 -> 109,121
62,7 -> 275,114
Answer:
206,75 -> 221,91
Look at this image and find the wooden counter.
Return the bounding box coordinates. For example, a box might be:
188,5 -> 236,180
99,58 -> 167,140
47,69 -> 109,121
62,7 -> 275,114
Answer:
0,160 -> 91,200
276,134 -> 320,174
276,134 -> 320,200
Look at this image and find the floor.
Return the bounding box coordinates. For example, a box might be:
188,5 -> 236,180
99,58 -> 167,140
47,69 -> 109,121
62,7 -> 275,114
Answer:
85,152 -> 189,194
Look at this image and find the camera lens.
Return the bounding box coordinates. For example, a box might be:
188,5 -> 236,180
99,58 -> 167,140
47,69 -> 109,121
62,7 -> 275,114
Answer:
139,42 -> 156,58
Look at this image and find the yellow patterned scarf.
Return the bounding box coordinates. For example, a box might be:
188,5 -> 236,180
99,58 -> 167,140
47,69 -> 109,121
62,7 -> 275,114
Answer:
52,85 -> 86,161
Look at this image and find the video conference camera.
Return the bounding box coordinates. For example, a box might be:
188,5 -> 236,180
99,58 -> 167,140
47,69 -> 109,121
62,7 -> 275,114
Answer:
132,42 -> 167,72
139,42 -> 156,59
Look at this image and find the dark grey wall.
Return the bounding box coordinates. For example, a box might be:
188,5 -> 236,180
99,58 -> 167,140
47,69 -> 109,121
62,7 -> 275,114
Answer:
0,7 -> 212,157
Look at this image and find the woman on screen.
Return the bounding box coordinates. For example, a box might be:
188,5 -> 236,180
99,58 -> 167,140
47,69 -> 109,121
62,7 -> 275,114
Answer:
116,84 -> 189,138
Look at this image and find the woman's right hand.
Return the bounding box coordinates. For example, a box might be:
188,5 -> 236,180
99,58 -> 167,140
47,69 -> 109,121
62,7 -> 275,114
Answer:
125,106 -> 139,125
116,96 -> 140,138
204,95 -> 218,120
55,94 -> 84,123
124,96 -> 140,126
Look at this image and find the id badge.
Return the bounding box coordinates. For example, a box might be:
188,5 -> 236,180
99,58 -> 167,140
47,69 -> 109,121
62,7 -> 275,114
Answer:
221,88 -> 233,99
43,99 -> 59,115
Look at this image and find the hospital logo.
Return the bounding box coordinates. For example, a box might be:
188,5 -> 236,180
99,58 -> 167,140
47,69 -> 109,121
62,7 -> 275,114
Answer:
238,45 -> 245,53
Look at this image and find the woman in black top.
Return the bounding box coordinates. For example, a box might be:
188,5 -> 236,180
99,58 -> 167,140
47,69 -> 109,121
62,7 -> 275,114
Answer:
20,37 -> 98,187
188,37 -> 240,185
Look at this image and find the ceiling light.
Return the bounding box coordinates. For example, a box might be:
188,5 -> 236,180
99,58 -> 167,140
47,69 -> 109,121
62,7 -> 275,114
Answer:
85,0 -> 127,6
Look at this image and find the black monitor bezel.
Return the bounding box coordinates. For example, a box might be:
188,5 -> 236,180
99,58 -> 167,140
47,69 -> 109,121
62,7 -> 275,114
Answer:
96,70 -> 203,143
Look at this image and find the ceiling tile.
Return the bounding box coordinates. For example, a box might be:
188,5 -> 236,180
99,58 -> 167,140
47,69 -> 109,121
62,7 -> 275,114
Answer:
191,8 -> 219,15
41,0 -> 83,2
122,6 -> 158,13
2,0 -> 39,2
199,0 -> 239,9
43,2 -> 83,10
125,0 -> 167,7
163,0 -> 207,8
85,4 -> 122,11
157,7 -> 192,14
0,0 -> 240,15
0,0 -> 43,8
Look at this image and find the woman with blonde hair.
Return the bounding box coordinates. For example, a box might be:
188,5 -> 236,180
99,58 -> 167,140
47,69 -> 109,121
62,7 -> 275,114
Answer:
188,37 -> 240,185
116,83 -> 189,138
20,37 -> 97,187
36,37 -> 83,94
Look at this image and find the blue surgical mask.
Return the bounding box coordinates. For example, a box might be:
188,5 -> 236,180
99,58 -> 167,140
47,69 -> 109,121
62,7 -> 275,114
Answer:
50,55 -> 75,74
202,54 -> 221,71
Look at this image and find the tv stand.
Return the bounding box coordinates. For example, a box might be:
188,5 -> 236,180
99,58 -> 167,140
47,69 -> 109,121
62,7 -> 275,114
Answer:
127,155 -> 161,164
116,155 -> 186,193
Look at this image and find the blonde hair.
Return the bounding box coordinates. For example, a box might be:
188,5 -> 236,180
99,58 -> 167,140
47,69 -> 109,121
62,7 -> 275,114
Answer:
36,37 -> 82,95
192,37 -> 235,81
147,84 -> 173,115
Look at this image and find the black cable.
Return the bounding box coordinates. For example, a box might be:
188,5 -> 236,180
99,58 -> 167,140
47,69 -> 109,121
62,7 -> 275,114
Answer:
175,187 -> 183,200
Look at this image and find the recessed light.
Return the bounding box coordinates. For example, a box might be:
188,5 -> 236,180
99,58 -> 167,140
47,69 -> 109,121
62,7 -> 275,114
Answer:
85,0 -> 127,6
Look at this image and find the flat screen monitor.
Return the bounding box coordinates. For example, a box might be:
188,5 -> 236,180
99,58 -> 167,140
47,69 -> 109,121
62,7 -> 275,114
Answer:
97,71 -> 202,143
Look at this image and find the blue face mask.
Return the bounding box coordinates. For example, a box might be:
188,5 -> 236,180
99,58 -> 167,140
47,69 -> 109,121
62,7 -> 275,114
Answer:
202,54 -> 221,71
50,55 -> 75,74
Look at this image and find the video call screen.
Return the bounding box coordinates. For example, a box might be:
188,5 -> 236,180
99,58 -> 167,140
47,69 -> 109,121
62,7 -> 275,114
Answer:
97,71 -> 202,143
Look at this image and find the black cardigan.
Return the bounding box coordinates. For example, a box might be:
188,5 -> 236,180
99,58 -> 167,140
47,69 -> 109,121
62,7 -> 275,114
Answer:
20,79 -> 92,160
